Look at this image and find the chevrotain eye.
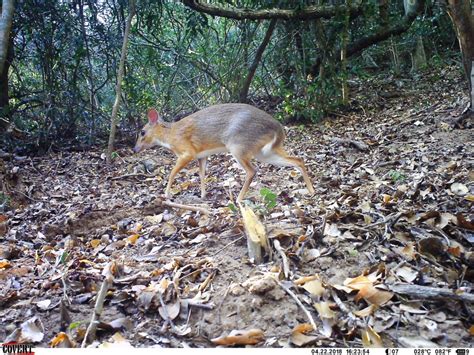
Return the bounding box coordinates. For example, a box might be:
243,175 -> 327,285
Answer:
140,130 -> 146,136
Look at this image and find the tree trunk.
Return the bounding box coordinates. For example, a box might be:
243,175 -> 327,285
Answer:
0,0 -> 14,75
79,0 -> 96,143
238,18 -> 277,103
340,0 -> 351,105
446,0 -> 474,112
0,0 -> 14,131
411,36 -> 427,72
0,35 -> 12,115
106,0 -> 135,164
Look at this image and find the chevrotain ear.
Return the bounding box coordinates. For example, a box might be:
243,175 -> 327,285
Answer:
147,108 -> 159,124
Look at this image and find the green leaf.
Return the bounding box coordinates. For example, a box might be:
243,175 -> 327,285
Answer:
69,321 -> 82,331
228,203 -> 237,213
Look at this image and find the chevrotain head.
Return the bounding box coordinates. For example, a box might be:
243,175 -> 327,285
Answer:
133,108 -> 165,153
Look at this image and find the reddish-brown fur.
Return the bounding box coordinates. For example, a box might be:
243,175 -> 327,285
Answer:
134,103 -> 314,202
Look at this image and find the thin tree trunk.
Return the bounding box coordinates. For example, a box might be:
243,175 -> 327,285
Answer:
0,0 -> 14,131
340,0 -> 351,105
106,0 -> 135,164
446,0 -> 474,112
0,0 -> 14,75
238,18 -> 277,103
78,0 -> 96,143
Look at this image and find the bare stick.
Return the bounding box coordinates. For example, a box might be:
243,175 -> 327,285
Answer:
278,281 -> 317,330
331,137 -> 369,152
389,283 -> 474,303
156,197 -> 211,215
109,173 -> 150,181
81,262 -> 115,347
213,235 -> 244,256
273,239 -> 290,279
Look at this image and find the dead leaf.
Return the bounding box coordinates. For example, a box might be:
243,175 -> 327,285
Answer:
447,246 -> 461,257
50,332 -> 74,348
211,329 -> 264,346
126,234 -> 139,245
361,326 -> 383,347
418,237 -> 445,256
323,223 -> 341,237
314,301 -> 335,337
314,301 -> 335,319
300,278 -> 325,297
90,239 -> 101,248
291,324 -> 317,346
353,304 -> 377,317
158,300 -> 180,321
9,317 -> 45,343
457,214 -> 474,231
36,299 -> 52,311
395,266 -> 418,282
0,260 -> 11,269
162,222 -> 177,237
450,182 -> 468,196
99,332 -> 133,348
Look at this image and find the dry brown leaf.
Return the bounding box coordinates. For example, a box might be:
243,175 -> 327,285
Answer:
90,239 -> 101,248
294,275 -> 319,285
356,284 -> 393,305
447,246 -> 461,257
50,332 -> 74,348
361,326 -> 383,347
211,329 -> 264,346
314,301 -> 335,319
343,275 -> 373,290
400,243 -> 417,260
353,304 -> 377,317
126,234 -> 139,245
0,260 -> 11,269
457,214 -> 474,231
301,279 -> 325,297
418,237 -> 445,256
291,323 -> 317,346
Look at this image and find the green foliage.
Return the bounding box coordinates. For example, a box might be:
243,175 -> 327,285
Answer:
5,0 -> 459,151
259,187 -> 277,211
389,170 -> 406,182
69,321 -> 82,331
227,202 -> 238,213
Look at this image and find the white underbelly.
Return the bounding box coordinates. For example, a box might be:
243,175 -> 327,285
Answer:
196,147 -> 228,159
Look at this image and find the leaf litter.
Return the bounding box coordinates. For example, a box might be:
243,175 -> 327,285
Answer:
0,67 -> 473,347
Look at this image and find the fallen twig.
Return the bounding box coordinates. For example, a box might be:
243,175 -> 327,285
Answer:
156,197 -> 211,215
278,281 -> 317,330
331,137 -> 369,152
389,283 -> 474,303
213,235 -> 244,256
109,173 -> 150,181
81,262 -> 115,347
273,240 -> 290,279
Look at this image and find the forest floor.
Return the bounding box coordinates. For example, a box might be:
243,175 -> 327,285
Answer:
0,66 -> 473,348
